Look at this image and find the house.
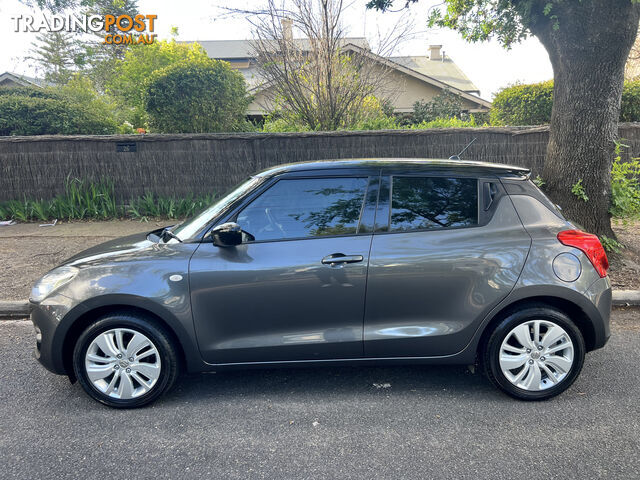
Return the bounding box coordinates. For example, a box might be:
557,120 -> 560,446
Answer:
185,38 -> 491,119
0,72 -> 49,88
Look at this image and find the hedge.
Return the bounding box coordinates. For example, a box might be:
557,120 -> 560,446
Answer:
491,80 -> 640,126
0,90 -> 117,136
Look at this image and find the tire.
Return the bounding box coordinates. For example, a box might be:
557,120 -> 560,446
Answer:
483,305 -> 586,401
73,312 -> 180,408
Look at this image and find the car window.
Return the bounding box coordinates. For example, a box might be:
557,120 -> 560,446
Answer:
237,177 -> 369,241
172,176 -> 264,241
390,176 -> 478,232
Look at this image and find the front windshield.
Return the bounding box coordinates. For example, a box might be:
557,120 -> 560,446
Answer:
172,176 -> 264,241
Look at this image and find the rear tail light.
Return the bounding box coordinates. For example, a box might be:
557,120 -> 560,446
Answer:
557,230 -> 609,278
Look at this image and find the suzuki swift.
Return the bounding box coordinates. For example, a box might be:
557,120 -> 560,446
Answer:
30,159 -> 611,408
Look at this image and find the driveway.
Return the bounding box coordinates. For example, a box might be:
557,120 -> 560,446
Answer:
1,309 -> 639,479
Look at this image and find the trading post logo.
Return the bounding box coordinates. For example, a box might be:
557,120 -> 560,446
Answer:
11,14 -> 158,45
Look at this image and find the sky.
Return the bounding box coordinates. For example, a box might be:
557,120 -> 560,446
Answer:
0,0 -> 554,100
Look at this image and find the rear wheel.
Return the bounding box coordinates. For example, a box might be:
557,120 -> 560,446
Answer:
483,306 -> 585,400
73,313 -> 179,408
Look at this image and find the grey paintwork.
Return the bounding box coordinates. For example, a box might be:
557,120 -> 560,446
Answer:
30,233 -> 203,375
190,235 -> 371,363
29,158 -> 612,378
364,195 -> 531,357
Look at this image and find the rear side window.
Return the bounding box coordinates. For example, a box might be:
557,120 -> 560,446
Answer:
390,176 -> 478,232
237,177 -> 368,241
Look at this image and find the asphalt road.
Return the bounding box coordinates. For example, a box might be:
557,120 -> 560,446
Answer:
1,310 -> 639,480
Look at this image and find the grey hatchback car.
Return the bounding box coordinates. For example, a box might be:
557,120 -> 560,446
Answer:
30,159 -> 611,408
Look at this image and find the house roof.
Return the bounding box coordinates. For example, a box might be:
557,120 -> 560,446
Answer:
191,38 -> 370,59
0,72 -> 50,88
342,44 -> 491,109
184,38 -> 491,111
188,38 -> 371,90
389,55 -> 480,94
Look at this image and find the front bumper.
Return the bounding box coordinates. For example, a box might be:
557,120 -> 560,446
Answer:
30,295 -> 84,375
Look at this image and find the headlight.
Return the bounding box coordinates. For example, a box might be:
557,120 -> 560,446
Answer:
30,266 -> 79,303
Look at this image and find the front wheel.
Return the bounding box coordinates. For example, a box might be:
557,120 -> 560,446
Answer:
483,306 -> 586,400
73,313 -> 179,408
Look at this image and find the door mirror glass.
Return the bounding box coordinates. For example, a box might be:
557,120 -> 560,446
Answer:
210,222 -> 245,247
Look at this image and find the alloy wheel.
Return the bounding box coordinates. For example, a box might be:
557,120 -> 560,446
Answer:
84,328 -> 161,400
499,320 -> 575,391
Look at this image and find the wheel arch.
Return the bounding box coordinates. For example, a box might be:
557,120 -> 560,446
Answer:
56,295 -> 201,380
476,294 -> 598,359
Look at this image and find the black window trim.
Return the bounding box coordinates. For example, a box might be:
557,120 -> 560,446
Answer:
358,172 -> 382,235
224,174 -> 377,245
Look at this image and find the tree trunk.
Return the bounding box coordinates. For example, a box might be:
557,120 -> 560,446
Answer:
531,0 -> 640,237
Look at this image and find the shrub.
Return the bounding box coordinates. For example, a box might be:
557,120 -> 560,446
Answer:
145,59 -> 252,133
492,80 -> 640,125
0,178 -> 217,222
349,114 -> 398,130
263,95 -> 397,132
108,40 -> 212,128
600,235 -> 624,254
410,116 -> 479,129
127,192 -> 217,221
0,94 -> 117,136
262,110 -> 311,132
471,111 -> 491,125
491,81 -> 553,126
337,95 -> 398,130
620,81 -> 640,123
0,178 -> 118,221
0,86 -> 61,99
0,81 -> 119,136
406,90 -> 466,125
610,142 -> 640,219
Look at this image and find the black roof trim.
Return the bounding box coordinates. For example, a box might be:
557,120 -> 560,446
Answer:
257,158 -> 530,177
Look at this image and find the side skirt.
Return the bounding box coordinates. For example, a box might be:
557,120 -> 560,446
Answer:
193,349 -> 479,373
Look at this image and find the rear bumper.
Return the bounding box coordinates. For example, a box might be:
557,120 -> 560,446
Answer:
585,276 -> 612,350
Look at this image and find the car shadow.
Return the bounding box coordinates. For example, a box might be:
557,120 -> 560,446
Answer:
164,363 -> 497,404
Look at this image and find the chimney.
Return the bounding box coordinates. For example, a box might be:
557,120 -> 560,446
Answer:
429,44 -> 442,61
282,18 -> 293,42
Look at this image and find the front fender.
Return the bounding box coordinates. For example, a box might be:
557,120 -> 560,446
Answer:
43,293 -> 204,375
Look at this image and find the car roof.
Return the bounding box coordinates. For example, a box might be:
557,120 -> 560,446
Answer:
256,158 -> 530,178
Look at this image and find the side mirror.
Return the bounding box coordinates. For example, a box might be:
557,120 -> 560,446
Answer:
210,222 -> 255,247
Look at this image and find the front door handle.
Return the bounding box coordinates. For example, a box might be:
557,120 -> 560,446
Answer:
321,253 -> 364,266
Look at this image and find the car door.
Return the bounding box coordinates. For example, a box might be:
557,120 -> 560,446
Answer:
364,172 -> 531,358
189,174 -> 378,364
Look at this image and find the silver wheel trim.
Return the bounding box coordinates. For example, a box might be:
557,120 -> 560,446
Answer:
85,328 -> 161,400
499,320 -> 574,391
